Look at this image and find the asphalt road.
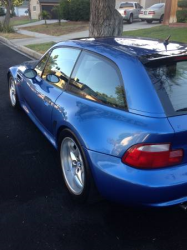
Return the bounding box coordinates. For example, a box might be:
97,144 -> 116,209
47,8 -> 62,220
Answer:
1,42 -> 187,250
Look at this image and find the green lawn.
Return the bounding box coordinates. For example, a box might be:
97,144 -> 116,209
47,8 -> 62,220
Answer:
10,19 -> 38,26
26,42 -> 55,54
123,25 -> 187,43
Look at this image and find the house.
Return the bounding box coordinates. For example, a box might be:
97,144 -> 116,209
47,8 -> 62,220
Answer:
116,0 -> 166,9
30,0 -> 59,19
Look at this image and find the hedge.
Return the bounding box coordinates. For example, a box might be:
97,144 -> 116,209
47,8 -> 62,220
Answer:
178,1 -> 187,8
176,9 -> 187,22
60,0 -> 90,21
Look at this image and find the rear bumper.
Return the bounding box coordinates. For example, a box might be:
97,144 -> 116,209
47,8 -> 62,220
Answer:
88,150 -> 187,207
139,14 -> 159,21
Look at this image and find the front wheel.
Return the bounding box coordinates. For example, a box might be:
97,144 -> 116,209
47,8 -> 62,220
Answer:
128,14 -> 133,24
59,129 -> 97,203
9,75 -> 20,108
159,14 -> 164,23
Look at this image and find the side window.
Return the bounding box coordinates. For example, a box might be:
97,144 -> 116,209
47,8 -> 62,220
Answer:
35,52 -> 49,77
137,3 -> 141,9
135,3 -> 137,9
42,47 -> 81,89
67,52 -> 127,109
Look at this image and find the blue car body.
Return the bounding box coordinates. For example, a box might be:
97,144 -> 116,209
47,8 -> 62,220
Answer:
8,37 -> 187,206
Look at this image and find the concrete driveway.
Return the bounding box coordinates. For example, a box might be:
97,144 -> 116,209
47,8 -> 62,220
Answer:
123,19 -> 160,32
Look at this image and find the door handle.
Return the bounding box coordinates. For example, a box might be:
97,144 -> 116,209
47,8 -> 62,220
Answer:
44,96 -> 52,106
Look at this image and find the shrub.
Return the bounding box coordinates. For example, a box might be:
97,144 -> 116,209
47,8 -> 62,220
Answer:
0,22 -> 15,33
60,0 -> 90,21
0,7 -> 5,16
176,9 -> 187,23
178,1 -> 187,8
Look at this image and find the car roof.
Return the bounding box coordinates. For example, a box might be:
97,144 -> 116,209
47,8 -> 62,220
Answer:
56,37 -> 187,64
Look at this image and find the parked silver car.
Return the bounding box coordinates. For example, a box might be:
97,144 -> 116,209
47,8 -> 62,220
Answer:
117,2 -> 143,24
139,3 -> 165,23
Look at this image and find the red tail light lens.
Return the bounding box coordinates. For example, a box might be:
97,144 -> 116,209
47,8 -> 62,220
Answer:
124,10 -> 126,15
148,11 -> 155,15
140,11 -> 143,14
122,144 -> 183,169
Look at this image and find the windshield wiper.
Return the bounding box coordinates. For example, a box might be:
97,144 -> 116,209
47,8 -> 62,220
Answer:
176,108 -> 187,112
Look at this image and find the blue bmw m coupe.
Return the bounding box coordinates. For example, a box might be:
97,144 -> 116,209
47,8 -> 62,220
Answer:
8,37 -> 187,206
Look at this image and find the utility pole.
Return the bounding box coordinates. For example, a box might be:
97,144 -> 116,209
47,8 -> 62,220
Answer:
163,0 -> 178,25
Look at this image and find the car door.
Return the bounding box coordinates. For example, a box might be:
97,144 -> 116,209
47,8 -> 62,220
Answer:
39,47 -> 81,133
20,52 -> 50,119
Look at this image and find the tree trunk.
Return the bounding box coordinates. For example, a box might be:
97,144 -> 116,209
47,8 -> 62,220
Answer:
163,0 -> 178,25
89,0 -> 123,37
3,0 -> 11,27
28,0 -> 31,20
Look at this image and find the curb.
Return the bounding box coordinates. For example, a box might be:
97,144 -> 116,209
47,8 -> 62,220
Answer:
0,35 -> 42,59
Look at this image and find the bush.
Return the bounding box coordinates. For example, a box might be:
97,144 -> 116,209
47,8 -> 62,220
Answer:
0,22 -> 15,33
178,1 -> 187,8
0,8 -> 5,16
60,0 -> 90,21
177,9 -> 187,22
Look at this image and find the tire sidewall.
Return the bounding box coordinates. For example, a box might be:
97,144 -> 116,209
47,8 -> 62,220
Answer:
58,129 -> 92,202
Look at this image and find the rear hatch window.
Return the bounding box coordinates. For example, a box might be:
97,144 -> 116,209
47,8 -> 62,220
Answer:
146,59 -> 187,116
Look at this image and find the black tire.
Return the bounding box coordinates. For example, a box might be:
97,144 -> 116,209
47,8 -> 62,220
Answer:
159,14 -> 164,23
8,75 -> 20,109
58,129 -> 99,203
128,14 -> 133,24
146,20 -> 153,24
141,19 -> 145,22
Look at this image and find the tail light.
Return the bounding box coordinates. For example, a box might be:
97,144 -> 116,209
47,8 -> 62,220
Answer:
148,11 -> 155,15
140,11 -> 143,14
124,10 -> 126,15
122,143 -> 183,169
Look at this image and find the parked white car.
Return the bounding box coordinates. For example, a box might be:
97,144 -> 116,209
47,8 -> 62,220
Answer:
117,2 -> 143,24
139,3 -> 165,23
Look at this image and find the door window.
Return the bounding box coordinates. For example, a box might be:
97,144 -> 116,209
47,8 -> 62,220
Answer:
67,52 -> 127,109
35,52 -> 50,77
42,47 -> 81,89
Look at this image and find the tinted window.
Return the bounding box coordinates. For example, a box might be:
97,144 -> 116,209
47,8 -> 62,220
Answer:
150,4 -> 165,9
120,3 -> 133,8
147,61 -> 187,115
35,53 -> 49,77
42,47 -> 81,89
67,52 -> 127,109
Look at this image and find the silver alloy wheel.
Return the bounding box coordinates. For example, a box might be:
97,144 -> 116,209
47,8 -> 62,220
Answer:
60,137 -> 85,195
9,78 -> 16,107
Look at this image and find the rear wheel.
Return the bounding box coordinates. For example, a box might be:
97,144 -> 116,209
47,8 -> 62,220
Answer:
159,14 -> 164,23
9,75 -> 20,108
128,14 -> 133,24
59,129 -> 98,203
146,20 -> 153,24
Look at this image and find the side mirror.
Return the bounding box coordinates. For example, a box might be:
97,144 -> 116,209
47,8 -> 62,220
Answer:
24,69 -> 37,79
46,74 -> 59,83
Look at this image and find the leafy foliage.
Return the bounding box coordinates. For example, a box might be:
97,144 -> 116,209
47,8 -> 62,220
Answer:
39,10 -> 51,25
176,10 -> 187,23
0,21 -> 14,32
60,0 -> 90,21
0,7 -> 5,15
178,1 -> 187,8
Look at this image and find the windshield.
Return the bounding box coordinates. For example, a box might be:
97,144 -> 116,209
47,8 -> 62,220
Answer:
147,60 -> 187,116
150,3 -> 165,9
120,3 -> 134,8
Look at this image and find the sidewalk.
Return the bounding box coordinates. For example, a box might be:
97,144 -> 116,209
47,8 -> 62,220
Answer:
0,19 -> 160,59
11,20 -> 160,47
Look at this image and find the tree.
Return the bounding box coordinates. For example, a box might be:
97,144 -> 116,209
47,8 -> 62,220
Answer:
163,0 -> 178,25
52,5 -> 62,25
39,10 -> 51,25
0,0 -> 23,26
89,0 -> 123,37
